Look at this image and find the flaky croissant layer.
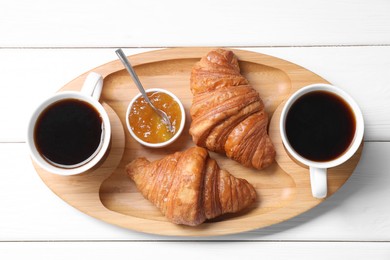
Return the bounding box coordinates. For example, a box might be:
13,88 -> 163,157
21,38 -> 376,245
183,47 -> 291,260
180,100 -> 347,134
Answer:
126,146 -> 256,226
190,49 -> 276,170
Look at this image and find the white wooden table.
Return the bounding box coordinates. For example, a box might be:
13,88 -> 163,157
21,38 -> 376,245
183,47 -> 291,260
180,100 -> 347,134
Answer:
1,0 -> 390,258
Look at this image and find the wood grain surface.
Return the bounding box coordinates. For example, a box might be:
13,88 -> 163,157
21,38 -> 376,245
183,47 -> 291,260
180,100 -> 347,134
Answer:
2,0 -> 390,257
2,0 -> 390,47
32,48 -> 362,236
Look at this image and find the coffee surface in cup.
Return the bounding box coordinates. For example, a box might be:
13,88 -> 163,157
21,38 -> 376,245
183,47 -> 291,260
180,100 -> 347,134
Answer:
285,91 -> 356,162
34,99 -> 103,167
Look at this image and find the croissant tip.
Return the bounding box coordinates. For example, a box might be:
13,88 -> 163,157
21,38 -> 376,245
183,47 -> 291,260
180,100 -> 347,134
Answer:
125,157 -> 150,177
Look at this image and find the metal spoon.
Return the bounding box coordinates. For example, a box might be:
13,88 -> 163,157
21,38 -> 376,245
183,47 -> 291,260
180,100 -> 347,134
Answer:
115,48 -> 173,132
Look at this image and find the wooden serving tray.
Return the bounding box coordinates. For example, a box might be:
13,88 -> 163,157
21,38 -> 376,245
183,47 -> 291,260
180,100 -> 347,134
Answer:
33,48 -> 363,236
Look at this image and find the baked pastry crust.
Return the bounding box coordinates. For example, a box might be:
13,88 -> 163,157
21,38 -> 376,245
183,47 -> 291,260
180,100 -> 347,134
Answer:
189,49 -> 275,170
126,146 -> 256,226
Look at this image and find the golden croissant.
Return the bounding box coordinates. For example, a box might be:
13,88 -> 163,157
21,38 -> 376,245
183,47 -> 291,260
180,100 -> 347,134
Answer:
190,49 -> 276,170
125,146 -> 256,226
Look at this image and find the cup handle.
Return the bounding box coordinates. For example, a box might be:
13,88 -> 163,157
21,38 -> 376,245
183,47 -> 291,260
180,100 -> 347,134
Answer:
81,72 -> 103,100
309,167 -> 327,199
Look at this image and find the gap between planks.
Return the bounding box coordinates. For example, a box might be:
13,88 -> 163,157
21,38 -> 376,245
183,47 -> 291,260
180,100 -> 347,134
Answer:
1,44 -> 390,49
1,240 -> 389,243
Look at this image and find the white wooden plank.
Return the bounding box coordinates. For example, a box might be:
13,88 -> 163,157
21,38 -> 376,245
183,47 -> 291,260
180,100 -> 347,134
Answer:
0,48 -> 157,142
0,142 -> 389,241
0,47 -> 389,142
254,46 -> 390,141
0,242 -> 389,259
1,0 -> 390,47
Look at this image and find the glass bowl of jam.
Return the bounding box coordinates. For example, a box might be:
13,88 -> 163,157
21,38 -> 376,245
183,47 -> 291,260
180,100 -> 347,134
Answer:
126,88 -> 185,148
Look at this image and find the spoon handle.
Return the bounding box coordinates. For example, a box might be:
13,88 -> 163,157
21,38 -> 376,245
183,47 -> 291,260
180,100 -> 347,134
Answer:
115,48 -> 152,104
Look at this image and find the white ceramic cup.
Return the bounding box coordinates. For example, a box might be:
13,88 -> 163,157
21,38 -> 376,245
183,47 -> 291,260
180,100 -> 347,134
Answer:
280,84 -> 364,199
126,88 -> 185,148
27,72 -> 111,175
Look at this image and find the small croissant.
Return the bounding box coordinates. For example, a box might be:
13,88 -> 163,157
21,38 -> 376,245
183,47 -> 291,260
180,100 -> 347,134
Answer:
190,49 -> 275,170
126,146 -> 256,226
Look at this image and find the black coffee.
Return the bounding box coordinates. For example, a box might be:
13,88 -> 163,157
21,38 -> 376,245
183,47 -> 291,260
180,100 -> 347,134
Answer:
285,91 -> 356,162
34,99 -> 103,167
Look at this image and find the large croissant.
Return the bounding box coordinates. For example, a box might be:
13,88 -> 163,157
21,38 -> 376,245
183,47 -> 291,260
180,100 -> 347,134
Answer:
126,146 -> 256,226
190,49 -> 276,170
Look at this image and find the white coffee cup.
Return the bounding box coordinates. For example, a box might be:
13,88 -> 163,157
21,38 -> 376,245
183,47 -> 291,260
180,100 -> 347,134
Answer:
280,84 -> 364,199
27,72 -> 111,175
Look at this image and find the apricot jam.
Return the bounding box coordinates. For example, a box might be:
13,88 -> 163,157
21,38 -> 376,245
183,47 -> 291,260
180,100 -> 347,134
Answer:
129,91 -> 182,144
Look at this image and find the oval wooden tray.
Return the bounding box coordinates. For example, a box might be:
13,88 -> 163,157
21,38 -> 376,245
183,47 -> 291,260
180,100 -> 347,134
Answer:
33,48 -> 363,236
